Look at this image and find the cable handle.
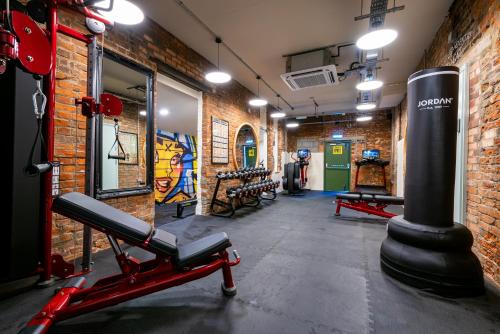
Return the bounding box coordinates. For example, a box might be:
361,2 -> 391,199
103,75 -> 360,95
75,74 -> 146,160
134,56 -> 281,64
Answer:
32,77 -> 47,119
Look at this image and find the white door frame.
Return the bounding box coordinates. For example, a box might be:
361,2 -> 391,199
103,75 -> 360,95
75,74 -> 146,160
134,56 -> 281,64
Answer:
156,74 -> 203,215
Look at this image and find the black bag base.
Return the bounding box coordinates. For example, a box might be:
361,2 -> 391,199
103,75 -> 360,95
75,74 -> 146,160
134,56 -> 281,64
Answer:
380,217 -> 484,297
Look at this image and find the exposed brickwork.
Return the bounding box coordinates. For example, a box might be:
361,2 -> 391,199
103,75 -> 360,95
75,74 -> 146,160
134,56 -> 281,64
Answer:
391,0 -> 499,285
286,111 -> 392,191
52,10 -> 280,258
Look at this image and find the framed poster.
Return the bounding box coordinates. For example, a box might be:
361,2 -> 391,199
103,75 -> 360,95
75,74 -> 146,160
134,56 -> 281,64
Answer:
212,116 -> 229,164
119,131 -> 139,165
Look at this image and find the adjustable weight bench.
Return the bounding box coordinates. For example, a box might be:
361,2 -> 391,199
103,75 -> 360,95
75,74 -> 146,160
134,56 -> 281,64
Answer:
21,192 -> 240,334
334,192 -> 404,219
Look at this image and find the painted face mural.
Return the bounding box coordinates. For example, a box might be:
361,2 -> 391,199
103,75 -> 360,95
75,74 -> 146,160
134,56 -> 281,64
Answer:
155,130 -> 197,204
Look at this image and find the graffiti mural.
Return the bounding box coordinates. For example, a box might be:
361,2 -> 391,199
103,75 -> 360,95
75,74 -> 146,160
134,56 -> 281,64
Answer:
155,129 -> 197,204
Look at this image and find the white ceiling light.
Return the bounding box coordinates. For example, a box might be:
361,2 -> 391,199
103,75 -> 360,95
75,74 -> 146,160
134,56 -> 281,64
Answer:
139,110 -> 147,116
205,71 -> 231,84
159,108 -> 169,116
356,116 -> 373,122
205,37 -> 231,84
286,122 -> 299,128
356,29 -> 398,50
356,80 -> 383,91
95,0 -> 145,25
270,94 -> 286,118
249,76 -> 268,107
270,112 -> 286,118
356,103 -> 376,111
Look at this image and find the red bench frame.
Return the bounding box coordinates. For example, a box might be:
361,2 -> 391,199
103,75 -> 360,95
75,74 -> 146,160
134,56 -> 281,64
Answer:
335,197 -> 397,219
22,232 -> 240,334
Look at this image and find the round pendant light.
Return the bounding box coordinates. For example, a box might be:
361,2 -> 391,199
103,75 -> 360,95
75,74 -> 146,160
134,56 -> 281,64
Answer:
356,116 -> 373,122
356,29 -> 398,50
356,103 -> 376,111
286,122 -> 299,128
95,0 -> 144,25
356,79 -> 383,91
249,76 -> 268,107
270,94 -> 286,118
205,37 -> 232,84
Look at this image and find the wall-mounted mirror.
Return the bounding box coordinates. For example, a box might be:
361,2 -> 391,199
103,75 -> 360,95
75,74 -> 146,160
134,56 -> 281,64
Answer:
96,50 -> 154,198
233,124 -> 258,169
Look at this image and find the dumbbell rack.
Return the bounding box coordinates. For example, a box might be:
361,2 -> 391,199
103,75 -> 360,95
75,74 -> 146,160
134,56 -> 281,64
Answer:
210,168 -> 279,218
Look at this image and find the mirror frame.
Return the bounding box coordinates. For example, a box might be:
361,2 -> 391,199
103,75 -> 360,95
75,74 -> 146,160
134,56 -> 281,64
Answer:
95,49 -> 155,199
233,123 -> 259,170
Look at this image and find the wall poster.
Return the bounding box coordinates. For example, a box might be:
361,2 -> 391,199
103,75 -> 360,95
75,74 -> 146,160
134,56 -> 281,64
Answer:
212,116 -> 229,164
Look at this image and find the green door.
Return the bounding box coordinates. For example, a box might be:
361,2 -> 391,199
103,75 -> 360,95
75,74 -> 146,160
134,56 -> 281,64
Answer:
324,141 -> 351,191
243,145 -> 257,167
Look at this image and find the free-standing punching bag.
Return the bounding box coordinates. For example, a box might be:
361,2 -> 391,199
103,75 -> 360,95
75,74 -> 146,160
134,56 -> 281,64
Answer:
380,66 -> 484,296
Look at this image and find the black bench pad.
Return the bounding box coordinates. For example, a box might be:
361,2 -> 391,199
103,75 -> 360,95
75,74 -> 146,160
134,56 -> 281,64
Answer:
148,229 -> 178,255
53,192 -> 152,243
336,193 -> 361,200
374,195 -> 404,205
177,232 -> 231,267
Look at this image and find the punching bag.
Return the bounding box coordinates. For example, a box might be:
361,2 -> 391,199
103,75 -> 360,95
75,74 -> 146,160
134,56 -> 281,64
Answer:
380,66 -> 484,296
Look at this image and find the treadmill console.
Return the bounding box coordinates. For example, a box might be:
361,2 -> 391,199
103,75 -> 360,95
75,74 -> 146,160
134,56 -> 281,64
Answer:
362,149 -> 380,160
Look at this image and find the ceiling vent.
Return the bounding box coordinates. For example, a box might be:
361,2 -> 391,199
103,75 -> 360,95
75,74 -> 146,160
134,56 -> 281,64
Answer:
281,49 -> 339,91
281,65 -> 339,91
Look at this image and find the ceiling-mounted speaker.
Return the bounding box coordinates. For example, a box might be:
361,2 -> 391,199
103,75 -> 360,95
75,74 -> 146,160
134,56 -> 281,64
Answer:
86,18 -> 106,34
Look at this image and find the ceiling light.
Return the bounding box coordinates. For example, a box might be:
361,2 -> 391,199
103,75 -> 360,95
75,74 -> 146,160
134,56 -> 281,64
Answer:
366,51 -> 378,59
286,122 -> 299,128
356,80 -> 383,91
139,110 -> 147,116
95,0 -> 144,25
249,98 -> 268,107
270,94 -> 286,118
270,112 -> 286,118
205,71 -> 231,84
356,116 -> 373,122
205,37 -> 231,84
249,76 -> 268,107
356,103 -> 376,111
356,29 -> 398,50
159,108 -> 169,116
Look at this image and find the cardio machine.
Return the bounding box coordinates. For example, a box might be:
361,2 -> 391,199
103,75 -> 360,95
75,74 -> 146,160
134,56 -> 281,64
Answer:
354,149 -> 389,195
282,149 -> 311,195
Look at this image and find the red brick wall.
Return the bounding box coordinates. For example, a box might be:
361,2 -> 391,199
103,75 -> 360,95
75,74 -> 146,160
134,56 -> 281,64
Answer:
391,0 -> 499,285
53,10 -> 279,258
286,111 -> 392,191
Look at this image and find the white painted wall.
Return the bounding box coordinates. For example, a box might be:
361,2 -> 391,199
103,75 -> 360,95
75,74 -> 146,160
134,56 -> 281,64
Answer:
396,139 -> 404,197
259,107 -> 267,168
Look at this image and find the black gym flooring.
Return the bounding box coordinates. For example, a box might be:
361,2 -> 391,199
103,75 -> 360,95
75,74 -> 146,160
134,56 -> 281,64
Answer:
1,191 -> 499,334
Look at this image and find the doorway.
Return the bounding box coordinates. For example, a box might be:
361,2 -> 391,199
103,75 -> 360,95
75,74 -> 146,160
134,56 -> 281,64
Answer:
324,141 -> 351,191
155,74 -> 203,216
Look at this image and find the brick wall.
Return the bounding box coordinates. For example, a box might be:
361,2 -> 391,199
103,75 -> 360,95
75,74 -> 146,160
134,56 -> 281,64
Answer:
286,111 -> 392,191
53,10 -> 280,258
390,0 -> 499,285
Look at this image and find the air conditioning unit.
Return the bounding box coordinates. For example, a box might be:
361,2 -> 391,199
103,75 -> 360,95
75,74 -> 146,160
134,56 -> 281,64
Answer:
281,65 -> 339,91
281,49 -> 339,91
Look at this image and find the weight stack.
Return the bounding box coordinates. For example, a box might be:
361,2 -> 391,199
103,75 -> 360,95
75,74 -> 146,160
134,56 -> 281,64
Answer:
380,66 -> 484,296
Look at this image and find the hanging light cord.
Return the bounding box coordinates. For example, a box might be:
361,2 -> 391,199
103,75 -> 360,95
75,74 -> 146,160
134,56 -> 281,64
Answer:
174,0 -> 294,110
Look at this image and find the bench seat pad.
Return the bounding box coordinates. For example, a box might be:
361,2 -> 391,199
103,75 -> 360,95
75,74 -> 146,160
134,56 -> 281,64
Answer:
336,193 -> 361,200
374,195 -> 404,205
52,192 -> 152,243
177,232 -> 231,267
148,229 -> 178,255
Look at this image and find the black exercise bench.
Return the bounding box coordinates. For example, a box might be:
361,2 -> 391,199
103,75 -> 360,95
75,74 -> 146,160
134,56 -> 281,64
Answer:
21,192 -> 240,334
335,192 -> 404,218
